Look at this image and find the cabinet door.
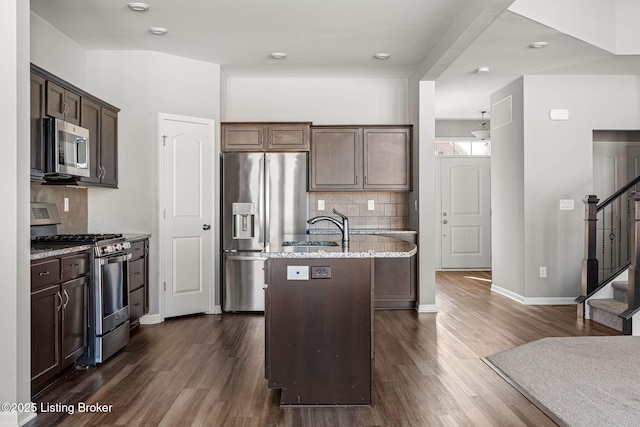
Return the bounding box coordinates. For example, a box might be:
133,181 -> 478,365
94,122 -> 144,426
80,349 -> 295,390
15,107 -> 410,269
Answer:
222,124 -> 265,151
80,98 -> 102,184
363,128 -> 411,191
30,73 -> 47,178
61,276 -> 87,368
64,91 -> 81,125
31,284 -> 61,392
100,107 -> 118,187
374,255 -> 416,309
45,81 -> 66,121
129,287 -> 145,328
45,82 -> 81,125
310,128 -> 362,190
267,124 -> 310,151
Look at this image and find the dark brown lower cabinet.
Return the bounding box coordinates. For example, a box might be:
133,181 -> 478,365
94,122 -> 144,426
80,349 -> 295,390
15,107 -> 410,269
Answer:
31,252 -> 89,397
374,255 -> 416,309
129,239 -> 149,329
266,258 -> 373,405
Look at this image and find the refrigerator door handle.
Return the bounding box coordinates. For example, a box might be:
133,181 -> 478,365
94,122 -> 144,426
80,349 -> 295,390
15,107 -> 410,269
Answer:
258,156 -> 265,246
265,156 -> 271,246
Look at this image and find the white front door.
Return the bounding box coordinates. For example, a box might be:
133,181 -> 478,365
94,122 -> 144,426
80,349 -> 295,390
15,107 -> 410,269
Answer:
441,157 -> 491,269
160,114 -> 214,318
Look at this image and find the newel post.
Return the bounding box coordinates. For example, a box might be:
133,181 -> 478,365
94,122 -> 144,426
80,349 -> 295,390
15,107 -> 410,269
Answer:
579,195 -> 599,318
621,192 -> 640,334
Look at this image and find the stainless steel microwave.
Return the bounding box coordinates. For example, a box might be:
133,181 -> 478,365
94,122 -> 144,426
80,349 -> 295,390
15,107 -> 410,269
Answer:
45,118 -> 90,178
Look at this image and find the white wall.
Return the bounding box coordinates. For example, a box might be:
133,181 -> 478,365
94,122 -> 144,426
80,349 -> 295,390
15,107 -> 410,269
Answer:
436,119 -> 489,138
31,19 -> 222,316
523,75 -> 640,299
224,78 -> 408,124
490,78 -> 526,299
491,75 -> 640,303
30,12 -> 87,89
85,51 -> 221,315
1,1 -> 32,425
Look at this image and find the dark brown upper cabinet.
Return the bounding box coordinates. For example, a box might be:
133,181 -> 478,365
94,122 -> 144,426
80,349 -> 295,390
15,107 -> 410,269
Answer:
30,73 -> 47,179
310,127 -> 362,190
46,81 -> 81,125
31,64 -> 120,187
222,122 -> 310,152
310,125 -> 412,191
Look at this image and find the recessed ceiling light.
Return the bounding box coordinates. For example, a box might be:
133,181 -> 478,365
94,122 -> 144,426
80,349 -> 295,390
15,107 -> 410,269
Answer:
127,2 -> 150,12
476,66 -> 490,74
373,53 -> 391,60
529,41 -> 548,49
270,52 -> 287,59
149,27 -> 168,35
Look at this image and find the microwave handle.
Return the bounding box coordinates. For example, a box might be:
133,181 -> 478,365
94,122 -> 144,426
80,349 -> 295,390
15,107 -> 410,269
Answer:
76,137 -> 88,169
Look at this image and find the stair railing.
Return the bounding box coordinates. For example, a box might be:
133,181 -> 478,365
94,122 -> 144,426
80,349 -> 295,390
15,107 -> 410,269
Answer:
576,176 -> 640,329
577,178 -> 640,310
620,193 -> 640,334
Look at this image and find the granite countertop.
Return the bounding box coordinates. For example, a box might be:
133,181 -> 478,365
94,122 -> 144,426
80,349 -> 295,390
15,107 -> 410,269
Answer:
30,233 -> 151,260
123,233 -> 152,242
262,234 -> 417,259
30,244 -> 93,261
309,228 -> 417,235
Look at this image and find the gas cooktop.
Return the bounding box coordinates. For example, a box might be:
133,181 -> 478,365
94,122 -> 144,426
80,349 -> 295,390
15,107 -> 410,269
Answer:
32,233 -> 124,244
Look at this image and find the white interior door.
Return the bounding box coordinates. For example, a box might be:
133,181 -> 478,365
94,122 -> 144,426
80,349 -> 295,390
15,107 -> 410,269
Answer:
441,157 -> 491,269
160,114 -> 214,318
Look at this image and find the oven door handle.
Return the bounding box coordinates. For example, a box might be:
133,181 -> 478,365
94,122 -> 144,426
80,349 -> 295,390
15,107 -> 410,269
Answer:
100,253 -> 132,265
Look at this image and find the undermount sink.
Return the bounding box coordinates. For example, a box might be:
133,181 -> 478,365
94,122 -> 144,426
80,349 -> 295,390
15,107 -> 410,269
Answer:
282,240 -> 339,247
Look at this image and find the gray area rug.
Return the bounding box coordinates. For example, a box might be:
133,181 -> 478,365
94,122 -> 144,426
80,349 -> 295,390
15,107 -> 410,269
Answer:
484,336 -> 640,427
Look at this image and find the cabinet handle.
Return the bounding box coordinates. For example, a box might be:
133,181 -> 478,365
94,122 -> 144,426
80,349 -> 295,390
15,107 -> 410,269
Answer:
133,302 -> 141,306
63,289 -> 70,309
134,272 -> 141,275
56,291 -> 63,311
355,176 -> 359,185
69,263 -> 79,267
365,176 -> 367,185
39,271 -> 50,276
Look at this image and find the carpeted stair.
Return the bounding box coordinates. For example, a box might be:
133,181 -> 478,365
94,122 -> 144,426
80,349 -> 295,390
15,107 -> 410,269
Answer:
587,281 -> 629,331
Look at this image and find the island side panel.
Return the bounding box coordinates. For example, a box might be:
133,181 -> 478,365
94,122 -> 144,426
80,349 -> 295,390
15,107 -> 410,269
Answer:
266,258 -> 373,405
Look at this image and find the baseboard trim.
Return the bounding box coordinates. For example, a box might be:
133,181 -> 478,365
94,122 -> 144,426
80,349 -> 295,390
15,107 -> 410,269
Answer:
139,313 -> 162,325
417,304 -> 438,313
0,410 -> 37,426
491,285 -> 576,305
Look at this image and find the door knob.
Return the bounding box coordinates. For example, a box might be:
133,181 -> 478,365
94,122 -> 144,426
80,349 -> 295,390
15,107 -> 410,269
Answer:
202,224 -> 211,230
443,220 -> 448,224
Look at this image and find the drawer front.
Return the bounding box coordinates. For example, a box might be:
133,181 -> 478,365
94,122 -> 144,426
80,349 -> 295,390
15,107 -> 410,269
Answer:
31,259 -> 61,290
129,258 -> 145,290
130,287 -> 145,322
61,252 -> 90,281
130,240 -> 146,260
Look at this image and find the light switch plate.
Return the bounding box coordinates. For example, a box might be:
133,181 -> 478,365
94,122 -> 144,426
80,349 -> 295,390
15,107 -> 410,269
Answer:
539,266 -> 547,277
318,199 -> 325,211
368,200 -> 375,211
64,197 -> 69,212
287,266 -> 309,280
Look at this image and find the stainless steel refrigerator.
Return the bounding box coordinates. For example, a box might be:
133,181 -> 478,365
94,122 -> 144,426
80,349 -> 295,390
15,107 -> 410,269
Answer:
222,152 -> 308,311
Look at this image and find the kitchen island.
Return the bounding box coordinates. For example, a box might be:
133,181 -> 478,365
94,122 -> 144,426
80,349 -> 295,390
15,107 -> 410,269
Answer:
262,234 -> 416,406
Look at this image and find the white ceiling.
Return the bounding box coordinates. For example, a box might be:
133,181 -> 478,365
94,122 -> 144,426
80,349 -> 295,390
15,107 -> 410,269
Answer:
30,0 -> 640,119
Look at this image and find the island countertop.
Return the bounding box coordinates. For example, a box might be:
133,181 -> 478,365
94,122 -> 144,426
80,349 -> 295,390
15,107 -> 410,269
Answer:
262,233 -> 417,259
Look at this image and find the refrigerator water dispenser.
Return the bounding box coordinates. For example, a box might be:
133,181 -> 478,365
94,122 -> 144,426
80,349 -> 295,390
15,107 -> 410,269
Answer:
232,202 -> 255,239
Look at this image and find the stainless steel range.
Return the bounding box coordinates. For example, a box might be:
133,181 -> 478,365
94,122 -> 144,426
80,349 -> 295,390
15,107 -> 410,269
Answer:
31,204 -> 132,365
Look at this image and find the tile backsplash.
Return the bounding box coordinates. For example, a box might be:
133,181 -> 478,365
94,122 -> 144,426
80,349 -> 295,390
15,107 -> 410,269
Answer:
309,192 -> 410,230
30,182 -> 88,234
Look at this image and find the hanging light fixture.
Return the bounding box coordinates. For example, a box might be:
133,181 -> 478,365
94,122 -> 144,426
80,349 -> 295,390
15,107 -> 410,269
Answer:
471,110 -> 490,140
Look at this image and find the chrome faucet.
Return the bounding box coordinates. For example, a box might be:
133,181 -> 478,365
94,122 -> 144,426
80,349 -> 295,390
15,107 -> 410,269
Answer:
307,208 -> 350,246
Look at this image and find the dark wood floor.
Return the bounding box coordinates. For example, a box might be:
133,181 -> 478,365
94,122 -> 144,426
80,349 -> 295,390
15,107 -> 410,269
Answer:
28,271 -> 618,426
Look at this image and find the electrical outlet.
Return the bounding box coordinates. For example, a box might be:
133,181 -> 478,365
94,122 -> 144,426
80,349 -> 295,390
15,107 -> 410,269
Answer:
368,200 -> 375,211
539,266 -> 547,277
64,197 -> 69,212
318,199 -> 325,211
